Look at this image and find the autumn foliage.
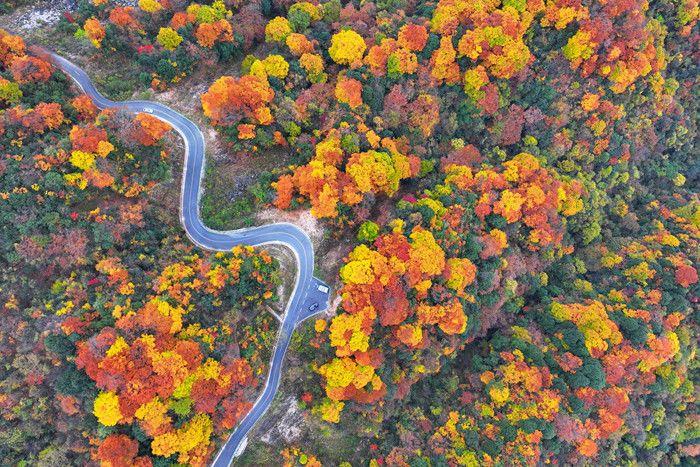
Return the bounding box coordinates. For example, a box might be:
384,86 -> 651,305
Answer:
76,248 -> 276,465
201,74 -> 274,128
0,30 -> 292,467
130,113 -> 172,146
2,0 -> 699,465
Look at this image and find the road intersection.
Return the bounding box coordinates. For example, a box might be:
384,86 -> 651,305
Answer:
51,53 -> 330,467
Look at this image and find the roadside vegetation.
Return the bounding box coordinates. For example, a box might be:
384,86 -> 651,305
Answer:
0,28 -> 280,465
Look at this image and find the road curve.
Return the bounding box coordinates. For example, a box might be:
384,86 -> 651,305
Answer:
50,53 -> 330,466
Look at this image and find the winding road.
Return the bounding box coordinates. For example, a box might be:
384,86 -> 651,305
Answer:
50,53 -> 330,466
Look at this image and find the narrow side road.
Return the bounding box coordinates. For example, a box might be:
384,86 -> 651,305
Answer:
50,53 -> 330,467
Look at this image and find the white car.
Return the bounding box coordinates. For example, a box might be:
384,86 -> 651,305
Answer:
143,108 -> 154,114
317,284 -> 329,294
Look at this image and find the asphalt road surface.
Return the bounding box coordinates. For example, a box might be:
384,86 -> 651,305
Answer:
51,53 -> 330,467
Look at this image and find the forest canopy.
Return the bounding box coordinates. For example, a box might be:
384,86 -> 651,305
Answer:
1,0 -> 698,465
